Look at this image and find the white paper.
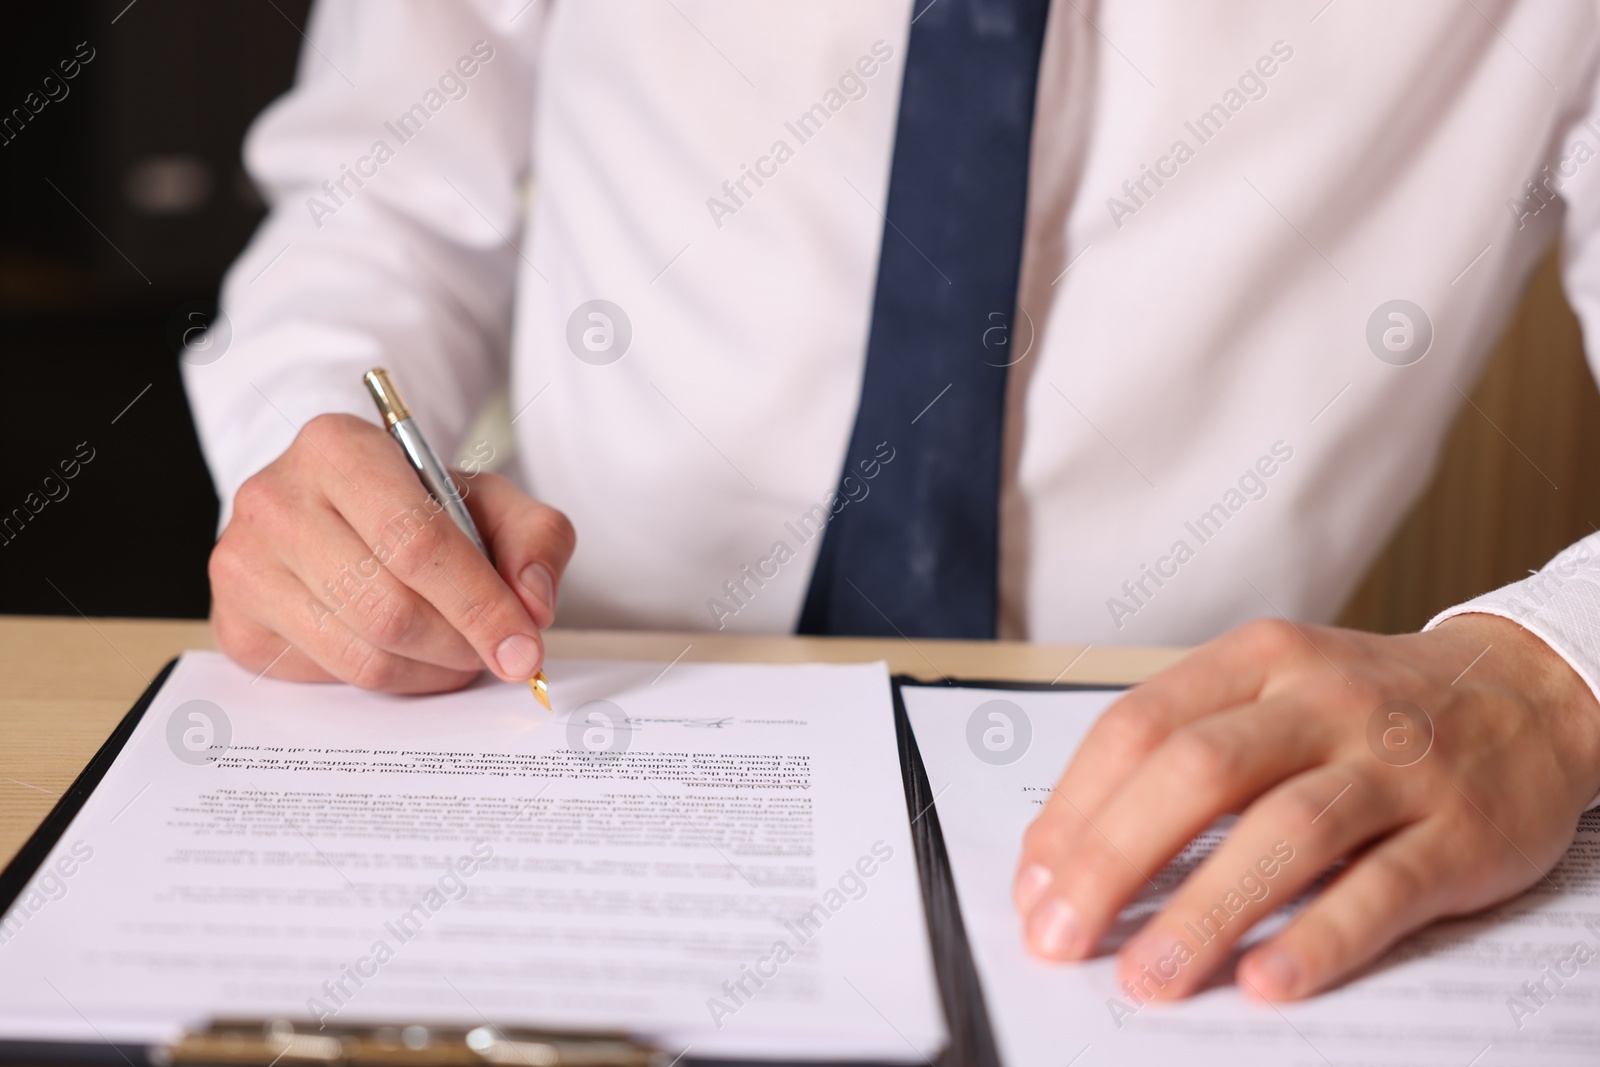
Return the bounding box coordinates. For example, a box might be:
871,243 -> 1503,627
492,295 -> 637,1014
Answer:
904,684 -> 1600,1067
0,652 -> 946,1061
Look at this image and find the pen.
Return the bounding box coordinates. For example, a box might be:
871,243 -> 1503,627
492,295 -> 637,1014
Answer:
363,367 -> 552,711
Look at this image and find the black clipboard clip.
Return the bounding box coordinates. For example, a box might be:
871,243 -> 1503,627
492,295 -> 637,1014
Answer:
160,1021 -> 665,1067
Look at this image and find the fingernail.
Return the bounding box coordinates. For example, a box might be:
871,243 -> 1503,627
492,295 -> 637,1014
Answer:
1243,948 -> 1300,1000
495,634 -> 541,680
519,563 -> 556,625
1013,863 -> 1054,913
1026,897 -> 1084,959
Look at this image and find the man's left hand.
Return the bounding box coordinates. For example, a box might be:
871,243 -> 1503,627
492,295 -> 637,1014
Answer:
1011,614 -> 1600,1001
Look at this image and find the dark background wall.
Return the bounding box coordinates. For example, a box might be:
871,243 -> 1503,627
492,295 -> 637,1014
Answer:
0,0 -> 308,618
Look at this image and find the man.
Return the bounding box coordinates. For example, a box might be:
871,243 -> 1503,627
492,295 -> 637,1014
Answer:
185,0 -> 1600,1009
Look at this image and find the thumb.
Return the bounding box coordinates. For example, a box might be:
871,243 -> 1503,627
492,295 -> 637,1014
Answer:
459,470 -> 577,630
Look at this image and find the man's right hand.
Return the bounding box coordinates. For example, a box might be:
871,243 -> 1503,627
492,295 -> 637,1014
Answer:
208,413 -> 576,693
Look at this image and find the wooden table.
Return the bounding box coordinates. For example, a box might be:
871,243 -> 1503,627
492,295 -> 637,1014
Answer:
0,615 -> 1184,869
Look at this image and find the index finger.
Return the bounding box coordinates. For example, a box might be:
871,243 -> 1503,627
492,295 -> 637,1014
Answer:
311,420 -> 547,683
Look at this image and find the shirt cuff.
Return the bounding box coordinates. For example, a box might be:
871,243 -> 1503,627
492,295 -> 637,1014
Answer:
1424,534 -> 1600,811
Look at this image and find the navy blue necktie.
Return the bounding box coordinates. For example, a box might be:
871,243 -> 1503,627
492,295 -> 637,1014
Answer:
799,0 -> 1051,639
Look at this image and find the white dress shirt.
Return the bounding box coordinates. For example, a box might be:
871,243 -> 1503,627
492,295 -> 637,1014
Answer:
184,0 -> 1600,700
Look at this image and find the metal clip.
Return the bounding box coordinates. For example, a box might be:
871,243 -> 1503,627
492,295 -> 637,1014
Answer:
162,1020 -> 666,1067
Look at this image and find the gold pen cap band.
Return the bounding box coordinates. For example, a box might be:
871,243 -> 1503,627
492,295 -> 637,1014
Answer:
364,367 -> 413,428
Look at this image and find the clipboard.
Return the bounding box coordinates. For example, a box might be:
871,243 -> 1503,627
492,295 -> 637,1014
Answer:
890,677 -> 1126,1067
0,661 -> 1124,1067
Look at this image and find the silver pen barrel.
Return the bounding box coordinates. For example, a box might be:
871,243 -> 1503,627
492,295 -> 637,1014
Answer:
362,366 -> 489,558
390,415 -> 487,556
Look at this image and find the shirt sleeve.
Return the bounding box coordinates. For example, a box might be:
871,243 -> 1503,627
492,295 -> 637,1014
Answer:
181,0 -> 545,525
1426,534 -> 1600,709
1426,51 -> 1600,767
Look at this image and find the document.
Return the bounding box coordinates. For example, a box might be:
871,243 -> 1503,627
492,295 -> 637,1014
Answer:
0,652 -> 945,1061
903,684 -> 1600,1067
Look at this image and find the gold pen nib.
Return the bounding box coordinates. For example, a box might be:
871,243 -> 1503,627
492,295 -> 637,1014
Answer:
529,670 -> 551,712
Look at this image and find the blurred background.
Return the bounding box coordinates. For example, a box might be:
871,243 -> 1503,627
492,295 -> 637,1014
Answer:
1,0 -> 1597,633
0,0 -> 307,618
